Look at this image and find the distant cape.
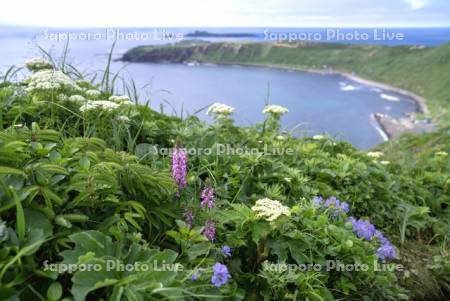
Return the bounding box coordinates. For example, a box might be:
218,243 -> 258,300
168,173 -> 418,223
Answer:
186,30 -> 257,38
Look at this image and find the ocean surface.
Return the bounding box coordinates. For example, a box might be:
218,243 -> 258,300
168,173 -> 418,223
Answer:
1,26 -> 448,148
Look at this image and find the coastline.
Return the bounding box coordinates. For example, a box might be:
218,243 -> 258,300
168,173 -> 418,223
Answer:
121,51 -> 434,141
184,60 -> 433,140
303,67 -> 434,139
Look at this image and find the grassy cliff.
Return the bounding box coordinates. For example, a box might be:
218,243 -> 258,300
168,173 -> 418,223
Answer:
0,56 -> 449,300
123,42 -> 450,125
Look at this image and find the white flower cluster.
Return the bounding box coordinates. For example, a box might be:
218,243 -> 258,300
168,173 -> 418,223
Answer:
251,198 -> 291,222
313,134 -> 325,140
435,151 -> 448,157
68,95 -> 86,102
76,79 -> 91,86
25,70 -> 80,93
263,105 -> 289,115
86,90 -> 101,98
79,100 -> 120,112
367,151 -> 384,158
116,115 -> 130,122
109,95 -> 132,105
25,58 -> 53,72
207,102 -> 235,116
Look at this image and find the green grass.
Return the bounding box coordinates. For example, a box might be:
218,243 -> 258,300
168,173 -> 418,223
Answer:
378,129 -> 450,163
124,42 -> 450,125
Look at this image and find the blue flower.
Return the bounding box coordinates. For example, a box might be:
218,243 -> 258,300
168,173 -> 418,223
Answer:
312,196 -> 323,206
375,230 -> 388,244
222,245 -> 232,257
348,217 -> 376,240
324,196 -> 340,208
374,230 -> 397,260
191,273 -> 198,281
340,202 -> 350,213
349,219 -> 397,261
211,263 -> 231,288
314,196 -> 350,216
376,242 -> 397,260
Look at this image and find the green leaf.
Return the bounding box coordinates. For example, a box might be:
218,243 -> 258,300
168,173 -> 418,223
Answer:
267,239 -> 289,262
60,214 -> 89,223
47,282 -> 63,301
61,231 -> 111,260
37,163 -> 69,175
25,209 -> 53,238
187,242 -> 211,260
55,216 -> 72,228
0,166 -> 25,177
11,187 -> 25,242
41,188 -> 64,206
251,220 -> 272,244
79,156 -> 90,170
0,229 -> 45,282
59,231 -> 181,301
110,286 -> 124,301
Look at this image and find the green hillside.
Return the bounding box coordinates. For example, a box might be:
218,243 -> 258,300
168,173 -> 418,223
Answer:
0,57 -> 449,300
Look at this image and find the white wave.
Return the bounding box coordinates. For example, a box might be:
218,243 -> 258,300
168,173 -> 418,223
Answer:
380,93 -> 400,102
185,61 -> 199,67
339,82 -> 360,91
340,85 -> 360,91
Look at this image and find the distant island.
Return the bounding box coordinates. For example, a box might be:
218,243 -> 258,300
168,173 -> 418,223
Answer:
186,30 -> 257,38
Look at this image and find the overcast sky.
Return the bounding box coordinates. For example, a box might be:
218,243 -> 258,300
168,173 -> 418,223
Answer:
1,0 -> 449,27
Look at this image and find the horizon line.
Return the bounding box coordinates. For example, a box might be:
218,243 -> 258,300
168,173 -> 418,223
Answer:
1,24 -> 450,29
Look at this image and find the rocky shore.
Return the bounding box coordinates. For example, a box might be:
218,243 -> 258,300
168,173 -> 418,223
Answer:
373,113 -> 433,139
